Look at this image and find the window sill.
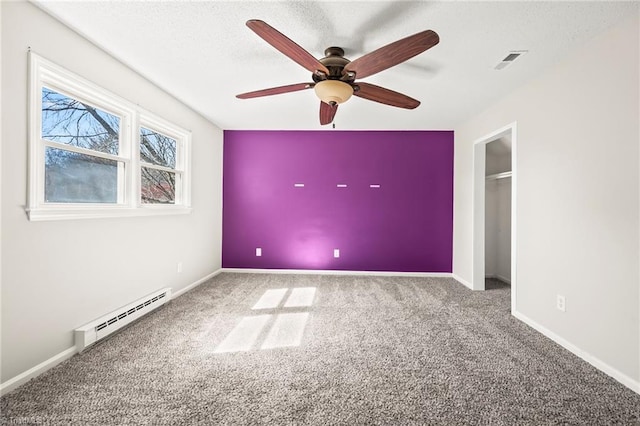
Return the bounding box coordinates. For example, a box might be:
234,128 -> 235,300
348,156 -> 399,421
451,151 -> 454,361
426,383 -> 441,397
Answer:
26,206 -> 192,221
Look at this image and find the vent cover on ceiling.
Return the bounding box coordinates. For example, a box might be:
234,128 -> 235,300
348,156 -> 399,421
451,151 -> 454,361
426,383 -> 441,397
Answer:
495,50 -> 528,70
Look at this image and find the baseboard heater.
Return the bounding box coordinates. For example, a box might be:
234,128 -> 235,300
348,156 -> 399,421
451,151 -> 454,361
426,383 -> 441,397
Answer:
74,288 -> 171,352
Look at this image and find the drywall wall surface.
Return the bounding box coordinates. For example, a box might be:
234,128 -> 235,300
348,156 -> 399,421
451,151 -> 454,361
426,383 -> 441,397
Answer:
223,130 -> 454,272
495,178 -> 511,282
454,13 -> 639,382
486,153 -> 511,176
1,1 -> 223,383
484,180 -> 498,277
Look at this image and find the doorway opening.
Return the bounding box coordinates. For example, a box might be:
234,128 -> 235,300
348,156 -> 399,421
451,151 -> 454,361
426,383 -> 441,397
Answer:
472,122 -> 517,312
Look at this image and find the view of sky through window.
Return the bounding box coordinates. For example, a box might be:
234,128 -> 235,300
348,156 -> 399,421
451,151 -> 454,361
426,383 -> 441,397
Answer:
140,127 -> 176,169
41,87 -> 120,155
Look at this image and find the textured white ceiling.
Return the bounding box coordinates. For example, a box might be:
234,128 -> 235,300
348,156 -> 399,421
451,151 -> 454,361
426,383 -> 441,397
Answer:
33,1 -> 637,130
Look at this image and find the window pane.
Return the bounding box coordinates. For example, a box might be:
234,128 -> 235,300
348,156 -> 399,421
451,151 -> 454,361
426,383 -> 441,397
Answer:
140,127 -> 176,168
45,147 -> 118,203
141,167 -> 175,204
42,87 -> 120,155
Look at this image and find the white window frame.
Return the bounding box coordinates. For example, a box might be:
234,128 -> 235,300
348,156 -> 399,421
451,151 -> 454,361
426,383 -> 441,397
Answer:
137,112 -> 192,208
27,52 -> 192,221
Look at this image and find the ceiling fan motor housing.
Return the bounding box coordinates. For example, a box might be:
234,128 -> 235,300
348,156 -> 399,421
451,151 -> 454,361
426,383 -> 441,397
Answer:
313,47 -> 354,81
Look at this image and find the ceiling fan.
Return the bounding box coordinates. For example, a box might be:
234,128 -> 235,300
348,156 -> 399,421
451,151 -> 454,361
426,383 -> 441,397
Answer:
236,20 -> 440,125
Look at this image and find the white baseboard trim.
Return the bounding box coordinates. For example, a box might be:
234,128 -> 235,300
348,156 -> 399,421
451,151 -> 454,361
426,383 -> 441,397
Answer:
495,274 -> 511,284
485,274 -> 512,284
0,346 -> 76,396
513,310 -> 640,395
222,268 -> 452,278
172,269 -> 223,300
1,269 -> 223,396
452,273 -> 473,290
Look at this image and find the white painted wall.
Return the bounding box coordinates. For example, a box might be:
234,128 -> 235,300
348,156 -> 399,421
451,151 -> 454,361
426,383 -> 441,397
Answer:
454,12 -> 639,388
495,178 -> 511,283
484,180 -> 498,277
486,152 -> 511,176
1,1 -> 223,384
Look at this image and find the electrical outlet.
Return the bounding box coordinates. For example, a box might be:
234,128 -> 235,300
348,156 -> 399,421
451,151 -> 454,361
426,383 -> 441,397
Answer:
334,249 -> 340,258
256,247 -> 262,257
556,295 -> 566,312
177,262 -> 183,273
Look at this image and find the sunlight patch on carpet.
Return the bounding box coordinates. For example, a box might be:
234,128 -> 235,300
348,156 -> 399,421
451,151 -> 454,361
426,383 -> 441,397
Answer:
283,287 -> 316,308
261,312 -> 309,350
213,315 -> 271,353
215,287 -> 315,353
252,288 -> 288,310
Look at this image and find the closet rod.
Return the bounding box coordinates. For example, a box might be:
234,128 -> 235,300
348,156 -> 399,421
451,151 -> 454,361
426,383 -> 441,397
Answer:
486,171 -> 512,181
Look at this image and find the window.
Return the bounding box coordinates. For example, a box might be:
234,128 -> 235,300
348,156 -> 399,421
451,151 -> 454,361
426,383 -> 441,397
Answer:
42,87 -> 124,204
140,124 -> 182,205
28,52 -> 191,220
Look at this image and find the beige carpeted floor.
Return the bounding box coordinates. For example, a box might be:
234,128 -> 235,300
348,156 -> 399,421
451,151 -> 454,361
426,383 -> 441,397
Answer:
1,273 -> 639,425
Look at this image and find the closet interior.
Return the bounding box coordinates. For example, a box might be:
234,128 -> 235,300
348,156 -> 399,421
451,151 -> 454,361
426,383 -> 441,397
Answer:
485,137 -> 512,285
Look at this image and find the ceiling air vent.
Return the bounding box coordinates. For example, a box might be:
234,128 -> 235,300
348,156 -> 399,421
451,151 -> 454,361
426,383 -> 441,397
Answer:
495,50 -> 527,70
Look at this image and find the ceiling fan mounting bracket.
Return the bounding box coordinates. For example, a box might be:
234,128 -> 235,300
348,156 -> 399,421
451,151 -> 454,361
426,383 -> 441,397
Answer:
323,46 -> 345,57
312,46 -> 354,83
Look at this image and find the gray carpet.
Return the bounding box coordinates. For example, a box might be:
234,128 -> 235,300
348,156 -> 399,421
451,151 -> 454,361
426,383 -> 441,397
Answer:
2,274 -> 639,425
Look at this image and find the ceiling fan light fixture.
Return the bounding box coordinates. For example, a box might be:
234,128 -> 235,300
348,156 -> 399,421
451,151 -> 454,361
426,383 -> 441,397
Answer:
314,80 -> 353,105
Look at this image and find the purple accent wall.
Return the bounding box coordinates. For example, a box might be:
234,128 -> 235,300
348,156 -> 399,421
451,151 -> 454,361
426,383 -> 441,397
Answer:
222,130 -> 453,272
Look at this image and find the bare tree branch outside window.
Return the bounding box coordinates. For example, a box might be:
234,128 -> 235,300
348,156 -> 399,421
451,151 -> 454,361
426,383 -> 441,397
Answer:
42,88 -> 119,154
140,128 -> 177,204
41,87 -> 180,204
42,88 -> 120,203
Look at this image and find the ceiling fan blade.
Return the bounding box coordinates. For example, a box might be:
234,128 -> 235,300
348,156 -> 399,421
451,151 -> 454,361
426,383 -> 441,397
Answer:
354,82 -> 420,109
246,20 -> 329,75
344,30 -> 439,79
319,101 -> 338,125
236,83 -> 314,99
